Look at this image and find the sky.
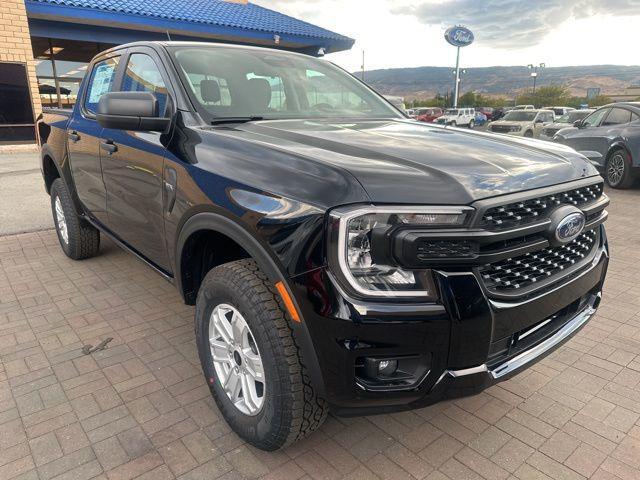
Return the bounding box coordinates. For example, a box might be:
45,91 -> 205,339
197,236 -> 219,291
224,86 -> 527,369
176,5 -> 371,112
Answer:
254,0 -> 640,72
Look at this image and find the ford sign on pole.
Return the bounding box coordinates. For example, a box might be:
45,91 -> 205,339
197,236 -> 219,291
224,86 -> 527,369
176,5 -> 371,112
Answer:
444,26 -> 474,47
445,26 -> 474,109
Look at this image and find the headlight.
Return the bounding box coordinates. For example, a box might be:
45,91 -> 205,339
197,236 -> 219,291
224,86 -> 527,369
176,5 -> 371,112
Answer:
329,206 -> 471,298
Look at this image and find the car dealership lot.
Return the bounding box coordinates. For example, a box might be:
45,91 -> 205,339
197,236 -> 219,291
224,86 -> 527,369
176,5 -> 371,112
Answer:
0,186 -> 638,480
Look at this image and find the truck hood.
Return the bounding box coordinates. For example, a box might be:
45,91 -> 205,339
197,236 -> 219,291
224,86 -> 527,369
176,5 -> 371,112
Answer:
219,118 -> 598,205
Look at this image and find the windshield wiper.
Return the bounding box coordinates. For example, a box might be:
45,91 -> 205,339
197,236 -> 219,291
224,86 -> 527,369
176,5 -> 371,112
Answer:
210,116 -> 265,125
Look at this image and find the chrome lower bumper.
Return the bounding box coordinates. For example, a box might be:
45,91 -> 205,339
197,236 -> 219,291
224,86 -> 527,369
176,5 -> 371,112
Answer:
441,295 -> 599,383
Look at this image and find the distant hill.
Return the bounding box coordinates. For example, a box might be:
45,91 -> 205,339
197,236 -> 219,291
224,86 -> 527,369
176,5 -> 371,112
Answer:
356,65 -> 640,99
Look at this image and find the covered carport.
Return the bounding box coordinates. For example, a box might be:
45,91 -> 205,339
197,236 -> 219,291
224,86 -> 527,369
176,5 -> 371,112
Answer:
0,0 -> 354,143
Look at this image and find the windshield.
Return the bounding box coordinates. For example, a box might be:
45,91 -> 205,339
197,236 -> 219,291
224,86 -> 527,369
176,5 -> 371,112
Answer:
445,109 -> 459,115
558,110 -> 592,123
169,46 -> 402,121
503,111 -> 537,121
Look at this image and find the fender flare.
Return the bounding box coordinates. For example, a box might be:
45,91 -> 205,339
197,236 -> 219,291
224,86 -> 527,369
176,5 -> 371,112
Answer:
40,144 -> 63,193
175,211 -> 326,397
607,141 -> 633,164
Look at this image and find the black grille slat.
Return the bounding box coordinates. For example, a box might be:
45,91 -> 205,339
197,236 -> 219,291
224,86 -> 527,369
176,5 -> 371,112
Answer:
479,230 -> 598,292
480,183 -> 604,230
416,240 -> 475,259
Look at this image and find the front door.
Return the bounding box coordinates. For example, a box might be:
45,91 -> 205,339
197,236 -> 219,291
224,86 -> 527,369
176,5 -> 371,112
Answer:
563,107 -> 611,167
68,55 -> 121,224
101,50 -> 172,272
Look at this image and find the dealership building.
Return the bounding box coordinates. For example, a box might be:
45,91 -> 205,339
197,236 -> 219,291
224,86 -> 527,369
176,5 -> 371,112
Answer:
0,0 -> 353,145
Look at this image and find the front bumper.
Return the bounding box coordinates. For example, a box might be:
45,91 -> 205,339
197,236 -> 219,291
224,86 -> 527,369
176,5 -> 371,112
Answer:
290,229 -> 608,416
489,128 -> 525,136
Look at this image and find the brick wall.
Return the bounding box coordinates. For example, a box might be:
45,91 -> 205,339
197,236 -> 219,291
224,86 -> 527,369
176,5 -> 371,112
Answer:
0,0 -> 41,122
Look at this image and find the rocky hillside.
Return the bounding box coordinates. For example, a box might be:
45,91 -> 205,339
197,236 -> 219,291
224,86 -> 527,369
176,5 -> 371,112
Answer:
358,65 -> 640,99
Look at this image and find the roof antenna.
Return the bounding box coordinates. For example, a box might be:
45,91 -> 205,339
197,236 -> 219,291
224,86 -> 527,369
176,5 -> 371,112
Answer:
166,30 -> 172,41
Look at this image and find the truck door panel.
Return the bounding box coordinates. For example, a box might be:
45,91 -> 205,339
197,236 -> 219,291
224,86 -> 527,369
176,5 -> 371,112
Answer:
67,56 -> 121,223
101,50 -> 171,272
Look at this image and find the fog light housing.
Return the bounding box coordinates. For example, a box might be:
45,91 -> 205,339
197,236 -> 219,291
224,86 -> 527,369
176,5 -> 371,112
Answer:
357,354 -> 431,391
377,359 -> 398,376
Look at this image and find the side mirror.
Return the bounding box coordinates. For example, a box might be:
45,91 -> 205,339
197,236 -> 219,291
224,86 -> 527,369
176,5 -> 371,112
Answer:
573,120 -> 583,128
97,92 -> 170,131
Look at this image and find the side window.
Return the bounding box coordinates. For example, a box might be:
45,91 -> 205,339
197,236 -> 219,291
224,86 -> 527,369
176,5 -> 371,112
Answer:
632,112 -> 640,123
122,54 -> 169,116
602,108 -> 632,126
84,57 -> 120,114
583,108 -> 609,127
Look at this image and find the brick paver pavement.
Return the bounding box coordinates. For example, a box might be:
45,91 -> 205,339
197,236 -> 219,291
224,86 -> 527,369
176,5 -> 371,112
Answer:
1,188 -> 639,480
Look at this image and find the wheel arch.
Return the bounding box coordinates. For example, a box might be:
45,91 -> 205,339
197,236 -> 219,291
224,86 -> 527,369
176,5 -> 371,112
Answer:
40,144 -> 63,195
175,212 -> 326,396
176,212 -> 285,306
606,141 -> 631,162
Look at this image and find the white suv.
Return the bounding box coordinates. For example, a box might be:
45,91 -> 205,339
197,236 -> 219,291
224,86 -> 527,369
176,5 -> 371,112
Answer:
436,108 -> 476,128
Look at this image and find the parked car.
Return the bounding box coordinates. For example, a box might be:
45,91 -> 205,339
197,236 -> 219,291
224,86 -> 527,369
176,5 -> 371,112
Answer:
544,106 -> 574,117
553,102 -> 640,188
38,41 -> 609,451
488,109 -> 555,137
477,107 -> 494,120
436,107 -> 476,127
491,107 -> 506,121
474,111 -> 488,126
539,109 -> 594,141
513,104 -> 535,110
415,107 -> 443,123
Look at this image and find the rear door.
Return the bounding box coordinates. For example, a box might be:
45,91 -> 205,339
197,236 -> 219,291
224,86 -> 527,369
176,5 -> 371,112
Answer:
100,47 -> 173,271
67,55 -> 121,224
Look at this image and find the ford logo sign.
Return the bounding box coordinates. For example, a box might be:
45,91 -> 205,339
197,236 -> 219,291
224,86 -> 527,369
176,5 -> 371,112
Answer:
555,212 -> 586,243
444,26 -> 474,47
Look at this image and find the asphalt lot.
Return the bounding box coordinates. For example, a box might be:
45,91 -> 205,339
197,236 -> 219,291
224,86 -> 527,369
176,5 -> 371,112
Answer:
0,153 -> 52,235
0,154 -> 640,479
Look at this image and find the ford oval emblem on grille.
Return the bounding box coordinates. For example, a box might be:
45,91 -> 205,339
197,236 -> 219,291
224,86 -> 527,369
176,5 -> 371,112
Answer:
555,212 -> 585,243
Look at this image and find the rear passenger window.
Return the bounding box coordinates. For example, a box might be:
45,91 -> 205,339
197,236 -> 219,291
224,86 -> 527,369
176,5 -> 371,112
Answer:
122,54 -> 169,116
603,108 -> 631,126
84,57 -> 120,114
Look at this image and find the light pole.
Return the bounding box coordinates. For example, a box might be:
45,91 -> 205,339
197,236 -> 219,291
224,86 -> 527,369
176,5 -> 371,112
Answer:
527,63 -> 545,96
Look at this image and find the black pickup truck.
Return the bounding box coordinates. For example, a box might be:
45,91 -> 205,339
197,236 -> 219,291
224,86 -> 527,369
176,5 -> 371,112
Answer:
38,41 -> 609,451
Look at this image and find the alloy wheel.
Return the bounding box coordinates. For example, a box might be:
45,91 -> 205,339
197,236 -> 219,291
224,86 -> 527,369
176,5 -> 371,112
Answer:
209,303 -> 265,415
607,153 -> 625,186
54,196 -> 69,244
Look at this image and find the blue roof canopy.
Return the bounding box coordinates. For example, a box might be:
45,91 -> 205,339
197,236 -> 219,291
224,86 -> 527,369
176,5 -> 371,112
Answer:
26,0 -> 354,55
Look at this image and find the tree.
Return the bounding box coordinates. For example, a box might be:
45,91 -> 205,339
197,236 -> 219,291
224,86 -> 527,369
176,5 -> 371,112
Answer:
516,85 -> 570,108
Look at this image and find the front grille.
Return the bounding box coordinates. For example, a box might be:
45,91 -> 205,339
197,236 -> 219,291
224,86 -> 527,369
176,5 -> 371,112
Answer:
491,125 -> 515,133
479,230 -> 598,293
417,240 -> 475,260
480,183 -> 604,230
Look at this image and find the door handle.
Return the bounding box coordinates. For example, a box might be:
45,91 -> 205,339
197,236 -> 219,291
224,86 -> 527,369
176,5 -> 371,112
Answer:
100,140 -> 118,155
68,131 -> 80,142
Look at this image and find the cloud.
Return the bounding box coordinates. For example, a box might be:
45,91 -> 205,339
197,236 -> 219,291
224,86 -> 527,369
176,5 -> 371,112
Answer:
392,0 -> 640,48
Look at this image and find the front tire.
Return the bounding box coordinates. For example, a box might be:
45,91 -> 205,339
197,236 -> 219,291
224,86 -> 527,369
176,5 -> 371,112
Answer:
50,178 -> 100,260
195,259 -> 327,450
524,130 -> 534,138
605,149 -> 635,189
468,119 -> 475,129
